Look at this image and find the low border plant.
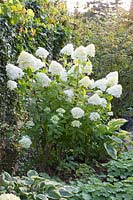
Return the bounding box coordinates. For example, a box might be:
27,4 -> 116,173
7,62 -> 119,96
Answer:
1,150 -> 133,200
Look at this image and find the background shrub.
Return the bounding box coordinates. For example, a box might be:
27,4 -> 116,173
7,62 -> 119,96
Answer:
72,8 -> 133,117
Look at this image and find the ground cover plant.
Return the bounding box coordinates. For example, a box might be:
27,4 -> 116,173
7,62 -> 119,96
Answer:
0,150 -> 133,200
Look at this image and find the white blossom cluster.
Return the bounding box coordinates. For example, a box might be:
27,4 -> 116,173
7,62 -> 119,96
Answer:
72,46 -> 88,61
6,44 -> 122,98
6,64 -> 24,80
56,108 -> 66,117
44,107 -> 51,112
89,112 -> 100,121
5,43 -> 123,136
60,43 -> 74,56
7,80 -> 17,90
60,44 -> 121,98
88,94 -> 107,108
17,51 -> 45,71
49,61 -> 64,75
36,72 -> 51,87
0,194 -> 20,200
71,120 -> 82,128
107,84 -> 122,98
60,43 -> 95,60
71,107 -> 84,119
84,61 -> 93,75
93,71 -> 122,98
50,115 -> 60,125
25,120 -> 35,129
6,64 -> 24,91
79,76 -> 94,89
35,47 -> 49,59
6,47 -> 49,90
60,43 -> 95,61
64,89 -> 74,101
19,135 -> 32,149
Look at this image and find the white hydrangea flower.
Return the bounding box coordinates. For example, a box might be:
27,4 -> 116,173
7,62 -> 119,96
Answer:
88,79 -> 95,89
89,112 -> 100,121
7,80 -> 17,90
50,115 -> 59,124
18,51 -> 45,71
84,61 -> 93,75
79,76 -> 94,88
106,71 -> 118,87
35,58 -> 45,70
56,108 -> 66,114
71,107 -> 84,119
49,61 -> 64,75
17,51 -> 37,69
71,120 -> 82,128
100,98 -> 107,108
107,84 -> 122,98
88,94 -> 102,105
0,194 -> 20,200
35,47 -> 49,59
86,44 -> 95,57
36,72 -> 51,87
44,107 -> 51,112
25,120 -> 35,128
60,70 -> 68,82
60,43 -> 74,56
72,46 -> 87,61
94,78 -> 107,91
108,111 -> 113,116
88,94 -> 107,107
6,64 -> 24,80
19,135 -> 32,149
68,65 -> 83,77
56,108 -> 66,117
64,89 -> 74,101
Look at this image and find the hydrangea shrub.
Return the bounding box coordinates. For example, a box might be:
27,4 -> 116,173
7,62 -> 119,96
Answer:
6,44 -> 130,166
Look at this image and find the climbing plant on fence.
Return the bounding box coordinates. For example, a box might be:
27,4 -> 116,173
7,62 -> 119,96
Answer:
0,0 -> 72,173
0,0 -> 72,124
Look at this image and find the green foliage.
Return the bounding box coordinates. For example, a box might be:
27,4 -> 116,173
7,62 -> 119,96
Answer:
76,164 -> 96,182
1,151 -> 133,200
103,150 -> 133,181
0,0 -> 72,124
72,11 -> 133,117
75,176 -> 133,200
1,170 -> 76,199
7,44 -> 131,168
0,0 -> 72,173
